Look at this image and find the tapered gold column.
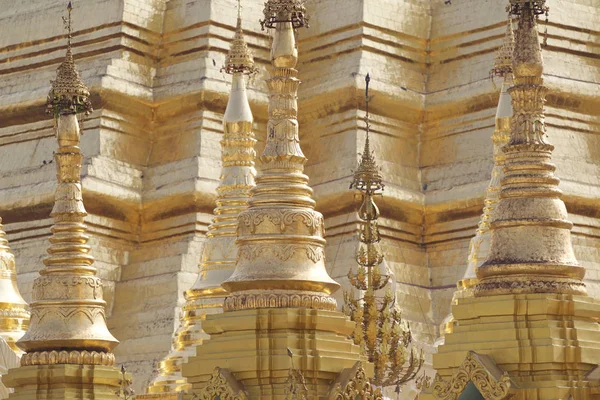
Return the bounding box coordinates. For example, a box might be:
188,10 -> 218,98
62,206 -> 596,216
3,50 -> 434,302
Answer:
181,2 -> 366,398
0,218 -> 29,357
426,2 -> 600,399
143,6 -> 257,396
3,4 -> 123,399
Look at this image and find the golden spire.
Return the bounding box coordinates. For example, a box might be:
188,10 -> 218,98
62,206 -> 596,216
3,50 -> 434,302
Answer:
344,74 -> 422,388
221,0 -> 339,311
475,0 -> 586,296
456,16 -> 515,300
143,1 -> 257,394
437,19 -> 516,344
16,1 -> 119,365
0,218 -> 29,357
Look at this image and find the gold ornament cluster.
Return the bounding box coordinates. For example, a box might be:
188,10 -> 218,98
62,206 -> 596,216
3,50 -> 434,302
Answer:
260,0 -> 308,29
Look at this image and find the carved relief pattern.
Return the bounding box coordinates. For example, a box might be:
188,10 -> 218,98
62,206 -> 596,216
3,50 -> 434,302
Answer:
224,292 -> 337,312
31,307 -> 107,325
237,243 -> 324,263
21,350 -> 115,366
431,352 -> 511,400
328,362 -> 384,400
32,276 -> 103,300
239,209 -> 324,235
195,367 -> 248,400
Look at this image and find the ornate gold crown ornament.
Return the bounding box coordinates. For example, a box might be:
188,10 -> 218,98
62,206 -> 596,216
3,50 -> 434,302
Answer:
507,0 -> 548,16
260,0 -> 308,30
222,0 -> 259,76
46,1 -> 92,118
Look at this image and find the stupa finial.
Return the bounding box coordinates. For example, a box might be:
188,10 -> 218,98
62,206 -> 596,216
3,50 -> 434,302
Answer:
222,0 -> 258,76
491,12 -> 515,78
350,74 -> 383,194
46,1 -> 92,118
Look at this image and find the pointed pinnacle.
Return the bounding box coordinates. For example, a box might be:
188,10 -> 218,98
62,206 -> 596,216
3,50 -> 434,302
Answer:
221,1 -> 257,76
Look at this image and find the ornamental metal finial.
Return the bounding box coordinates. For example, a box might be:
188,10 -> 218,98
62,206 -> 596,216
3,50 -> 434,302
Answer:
260,0 -> 309,30
344,74 -> 423,388
350,74 -> 383,194
222,0 -> 258,75
491,13 -> 515,78
46,1 -> 92,118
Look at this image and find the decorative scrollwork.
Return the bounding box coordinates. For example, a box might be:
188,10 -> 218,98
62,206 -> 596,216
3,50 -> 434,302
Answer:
328,362 -> 383,400
194,367 -> 248,400
237,243 -> 324,263
239,210 -> 323,236
431,351 -> 512,400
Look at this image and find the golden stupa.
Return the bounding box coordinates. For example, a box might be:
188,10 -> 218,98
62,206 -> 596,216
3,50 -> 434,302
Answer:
142,2 -> 258,396
422,1 -> 600,399
2,4 -> 125,399
0,0 -> 599,399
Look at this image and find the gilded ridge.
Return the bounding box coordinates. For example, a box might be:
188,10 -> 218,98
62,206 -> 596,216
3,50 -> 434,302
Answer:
0,217 -> 29,356
143,1 -> 257,395
475,0 -> 586,296
16,3 -> 119,360
222,0 -> 339,310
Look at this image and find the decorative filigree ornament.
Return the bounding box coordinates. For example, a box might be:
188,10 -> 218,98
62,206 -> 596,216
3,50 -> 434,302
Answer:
430,352 -> 513,400
46,1 -> 92,118
260,0 -> 309,30
222,0 -> 258,76
343,74 -> 423,388
507,0 -> 548,17
508,0 -> 549,47
328,362 -> 383,400
193,367 -> 248,400
349,74 -> 383,194
115,365 -> 135,400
